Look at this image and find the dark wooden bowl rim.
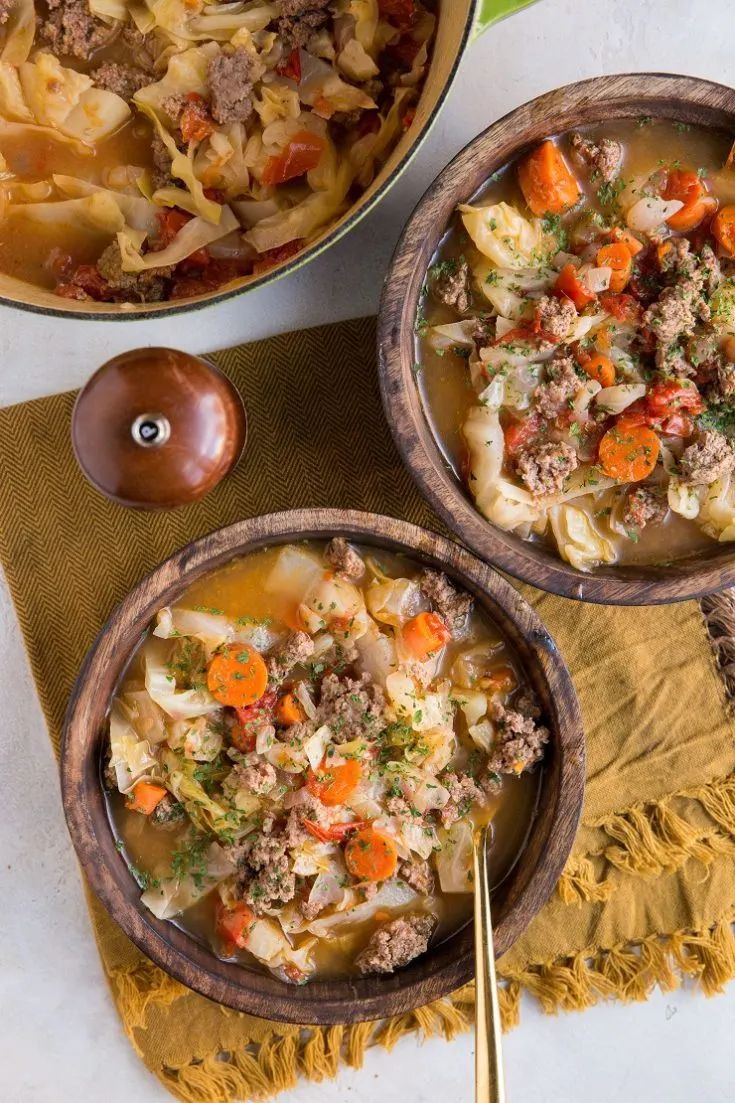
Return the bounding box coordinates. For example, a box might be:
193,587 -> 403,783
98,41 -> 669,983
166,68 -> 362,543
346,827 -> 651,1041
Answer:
62,509 -> 584,1025
378,73 -> 735,605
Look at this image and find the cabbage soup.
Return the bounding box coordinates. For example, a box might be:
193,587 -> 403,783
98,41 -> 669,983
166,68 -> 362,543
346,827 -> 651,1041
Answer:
0,0 -> 435,304
417,119 -> 735,571
106,538 -> 545,982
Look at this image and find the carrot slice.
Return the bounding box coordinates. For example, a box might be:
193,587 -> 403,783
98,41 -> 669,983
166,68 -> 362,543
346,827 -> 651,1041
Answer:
663,169 -> 716,232
307,758 -> 362,806
598,423 -> 660,481
596,242 -> 633,293
207,646 -> 268,708
607,227 -> 643,256
275,692 -> 306,727
712,205 -> 735,256
401,611 -> 451,660
215,900 -> 255,953
554,263 -> 595,309
583,353 -> 615,388
518,140 -> 581,216
345,827 -> 399,882
126,781 -> 168,816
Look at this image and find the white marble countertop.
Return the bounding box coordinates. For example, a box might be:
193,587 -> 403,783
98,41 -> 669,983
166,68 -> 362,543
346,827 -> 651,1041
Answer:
1,0 -> 734,1099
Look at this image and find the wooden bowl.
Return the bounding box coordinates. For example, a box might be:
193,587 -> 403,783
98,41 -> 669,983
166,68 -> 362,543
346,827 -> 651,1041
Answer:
378,74 -> 735,605
1,1 -> 531,321
62,509 -> 584,1024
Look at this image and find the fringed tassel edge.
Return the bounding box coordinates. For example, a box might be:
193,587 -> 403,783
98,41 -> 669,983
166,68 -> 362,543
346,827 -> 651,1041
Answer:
128,919 -> 734,1103
557,774 -> 735,904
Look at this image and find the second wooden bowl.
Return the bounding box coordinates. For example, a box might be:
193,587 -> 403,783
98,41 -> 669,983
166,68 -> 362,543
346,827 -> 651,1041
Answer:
378,73 -> 735,605
61,509 -> 584,1024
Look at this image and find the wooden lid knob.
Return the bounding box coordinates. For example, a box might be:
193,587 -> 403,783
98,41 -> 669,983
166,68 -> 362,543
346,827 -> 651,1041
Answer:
72,348 -> 247,509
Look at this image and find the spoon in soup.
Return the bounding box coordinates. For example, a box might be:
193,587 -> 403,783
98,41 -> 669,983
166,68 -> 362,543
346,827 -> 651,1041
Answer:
473,821 -> 506,1103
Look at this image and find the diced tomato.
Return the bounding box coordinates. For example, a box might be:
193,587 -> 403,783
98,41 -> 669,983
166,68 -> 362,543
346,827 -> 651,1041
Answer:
503,414 -> 542,456
494,322 -> 539,347
203,186 -> 226,203
46,248 -> 74,280
235,690 -> 278,725
261,131 -> 326,187
614,400 -> 648,430
554,263 -> 595,310
277,46 -> 302,81
252,239 -> 304,275
228,690 -> 277,752
385,34 -> 422,67
155,208 -> 191,247
646,380 -> 704,420
402,106 -> 416,131
169,258 -> 250,299
215,900 -> 255,954
660,412 -> 696,437
303,819 -> 370,843
55,282 -> 90,301
599,291 -> 642,323
180,92 -> 215,143
378,0 -> 418,28
56,264 -> 115,302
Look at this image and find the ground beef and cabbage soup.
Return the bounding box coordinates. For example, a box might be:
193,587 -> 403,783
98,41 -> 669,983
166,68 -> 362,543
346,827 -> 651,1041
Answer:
106,539 -> 545,982
0,1 -> 434,303
418,119 -> 735,570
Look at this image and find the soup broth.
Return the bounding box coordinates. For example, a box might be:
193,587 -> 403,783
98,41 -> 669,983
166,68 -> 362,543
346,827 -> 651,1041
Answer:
105,539 -> 544,983
417,119 -> 735,571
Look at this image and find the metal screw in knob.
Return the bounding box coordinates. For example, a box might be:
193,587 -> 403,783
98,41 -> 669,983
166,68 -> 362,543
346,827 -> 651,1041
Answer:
130,413 -> 171,449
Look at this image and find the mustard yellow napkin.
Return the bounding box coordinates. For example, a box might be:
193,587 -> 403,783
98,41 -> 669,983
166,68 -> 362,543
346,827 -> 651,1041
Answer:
0,317 -> 733,1103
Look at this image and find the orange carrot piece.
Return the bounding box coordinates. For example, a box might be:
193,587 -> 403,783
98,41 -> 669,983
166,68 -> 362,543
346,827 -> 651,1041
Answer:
207,646 -> 268,708
663,169 -> 715,232
554,263 -> 595,310
583,353 -> 615,388
598,422 -> 660,481
307,758 -> 362,806
518,140 -> 581,216
608,227 -> 643,256
275,692 -> 306,727
345,827 -> 399,882
401,610 -> 451,660
215,900 -> 255,953
596,242 -> 633,293
481,663 -> 517,695
712,205 -> 735,256
126,781 -> 168,816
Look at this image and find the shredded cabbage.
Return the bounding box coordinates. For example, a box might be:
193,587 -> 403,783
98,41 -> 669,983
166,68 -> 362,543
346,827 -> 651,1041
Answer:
549,504 -> 616,571
460,201 -> 550,268
0,0 -> 35,65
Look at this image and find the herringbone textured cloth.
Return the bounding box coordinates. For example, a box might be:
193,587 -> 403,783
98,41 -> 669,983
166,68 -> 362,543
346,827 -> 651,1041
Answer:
0,316 -> 734,1103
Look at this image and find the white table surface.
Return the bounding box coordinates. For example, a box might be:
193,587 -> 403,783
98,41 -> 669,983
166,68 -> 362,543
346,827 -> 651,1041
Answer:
1,0 -> 734,1099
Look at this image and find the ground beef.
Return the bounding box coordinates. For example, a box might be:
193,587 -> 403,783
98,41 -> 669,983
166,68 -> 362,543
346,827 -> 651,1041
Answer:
92,61 -> 149,102
284,792 -> 331,848
208,47 -> 256,125
232,761 -> 277,796
679,429 -> 735,486
622,487 -> 668,530
279,0 -> 331,48
162,94 -> 187,124
569,132 -> 622,183
487,695 -> 549,776
428,257 -> 473,314
317,671 -> 386,742
399,859 -> 435,895
0,0 -> 11,24
324,537 -> 365,582
151,132 -> 175,190
122,25 -> 157,72
355,913 -> 435,975
235,825 -> 296,913
150,794 -> 185,827
96,242 -> 172,303
267,631 -> 315,682
516,440 -> 578,497
42,0 -> 116,60
440,771 -> 485,828
532,355 -> 582,420
418,568 -> 473,638
645,240 -> 721,373
534,295 -> 577,342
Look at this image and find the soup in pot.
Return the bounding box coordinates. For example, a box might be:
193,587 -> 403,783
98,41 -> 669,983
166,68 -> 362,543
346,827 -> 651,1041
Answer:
105,538 -> 546,982
417,119 -> 735,571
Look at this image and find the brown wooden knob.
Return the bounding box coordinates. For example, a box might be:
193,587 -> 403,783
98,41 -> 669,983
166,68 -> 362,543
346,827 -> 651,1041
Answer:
71,348 -> 247,509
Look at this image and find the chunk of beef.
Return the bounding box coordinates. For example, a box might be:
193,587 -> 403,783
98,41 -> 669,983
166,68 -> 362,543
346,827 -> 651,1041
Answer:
324,537 -> 365,582
150,794 -> 185,827
622,487 -> 668,530
279,0 -> 331,48
440,771 -> 485,828
428,257 -> 472,314
570,132 -> 622,184
232,761 -> 277,796
532,355 -> 582,420
679,429 -> 735,486
646,240 -> 722,373
92,61 -> 149,102
96,242 -> 172,303
235,825 -> 296,913
487,693 -> 549,776
399,859 -> 434,895
418,568 -> 473,638
355,913 -> 435,975
534,295 -> 577,342
42,0 -> 116,60
151,132 -> 175,190
208,47 -> 256,125
267,631 -> 315,682
516,440 -> 578,497
317,671 -> 386,742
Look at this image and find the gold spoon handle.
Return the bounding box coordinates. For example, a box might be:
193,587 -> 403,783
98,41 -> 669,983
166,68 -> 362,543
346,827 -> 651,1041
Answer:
473,823 -> 506,1103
